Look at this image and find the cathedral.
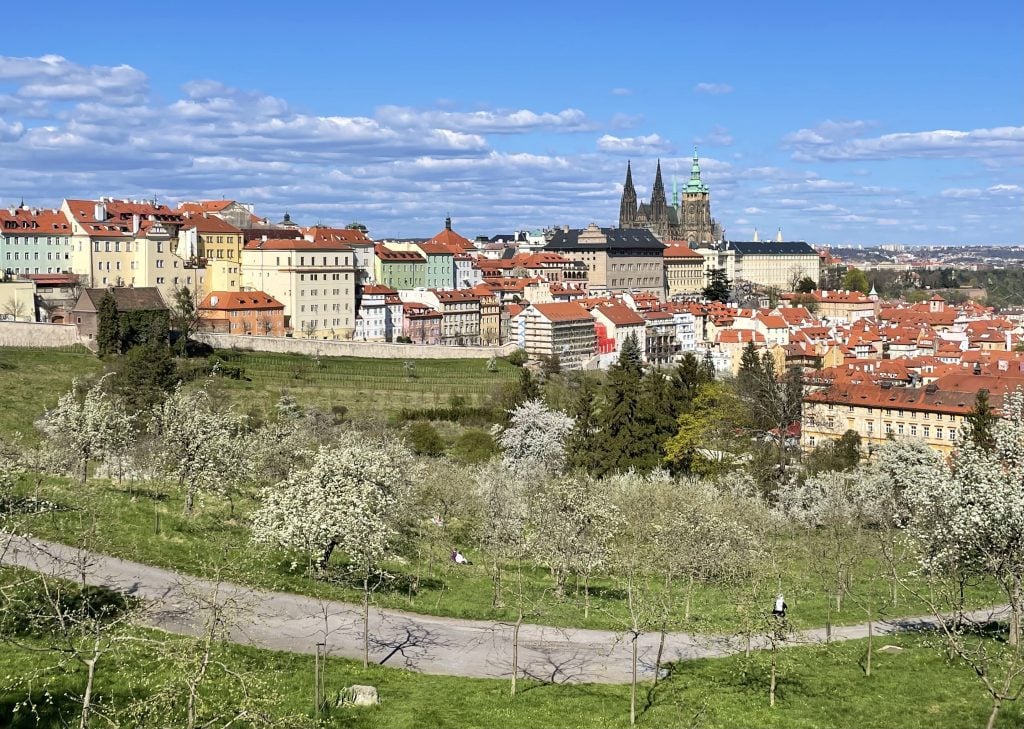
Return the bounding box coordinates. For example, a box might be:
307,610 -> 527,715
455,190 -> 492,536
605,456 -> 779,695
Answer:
618,150 -> 722,245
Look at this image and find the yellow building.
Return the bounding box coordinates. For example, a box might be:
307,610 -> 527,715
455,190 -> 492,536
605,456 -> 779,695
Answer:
241,238 -> 357,339
663,243 -> 706,296
802,372 -> 1024,456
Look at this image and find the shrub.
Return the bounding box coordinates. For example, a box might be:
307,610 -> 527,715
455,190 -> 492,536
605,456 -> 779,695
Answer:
506,348 -> 528,367
406,422 -> 446,456
449,429 -> 497,464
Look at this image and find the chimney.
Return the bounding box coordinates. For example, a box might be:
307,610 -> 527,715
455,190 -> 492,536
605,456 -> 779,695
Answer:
132,214 -> 140,235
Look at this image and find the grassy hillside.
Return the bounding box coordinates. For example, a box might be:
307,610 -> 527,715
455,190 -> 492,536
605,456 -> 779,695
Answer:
0,624 -> 1011,729
203,350 -> 519,421
0,347 -> 102,437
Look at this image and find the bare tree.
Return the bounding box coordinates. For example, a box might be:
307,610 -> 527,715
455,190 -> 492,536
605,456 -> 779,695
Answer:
2,296 -> 29,321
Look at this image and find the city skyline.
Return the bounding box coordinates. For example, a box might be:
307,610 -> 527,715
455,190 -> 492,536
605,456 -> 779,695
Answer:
0,0 -> 1021,244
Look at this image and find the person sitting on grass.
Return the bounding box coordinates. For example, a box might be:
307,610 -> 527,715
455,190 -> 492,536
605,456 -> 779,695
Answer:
451,549 -> 472,566
772,593 -> 787,618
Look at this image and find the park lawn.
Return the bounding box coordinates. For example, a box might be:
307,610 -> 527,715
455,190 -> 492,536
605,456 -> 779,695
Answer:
0,625 -> 1012,729
0,347 -> 103,438
208,350 -> 519,420
15,475 -> 1003,635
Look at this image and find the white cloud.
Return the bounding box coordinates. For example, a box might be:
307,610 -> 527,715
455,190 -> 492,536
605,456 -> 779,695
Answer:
610,87 -> 633,96
597,133 -> 674,155
694,82 -> 733,95
0,54 -> 147,105
743,207 -> 764,214
696,125 -> 733,146
782,119 -> 875,147
788,125 -> 1024,161
375,106 -> 593,134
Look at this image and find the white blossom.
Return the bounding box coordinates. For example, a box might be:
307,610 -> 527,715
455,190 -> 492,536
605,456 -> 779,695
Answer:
498,399 -> 574,476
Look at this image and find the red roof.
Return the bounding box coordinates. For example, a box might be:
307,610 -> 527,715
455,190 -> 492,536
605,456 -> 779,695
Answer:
199,291 -> 284,311
375,245 -> 425,262
302,226 -> 372,244
429,227 -> 474,251
531,302 -> 594,323
592,301 -> 645,326
244,238 -> 352,252
178,200 -> 235,214
182,214 -> 242,234
663,244 -> 704,259
0,207 -> 71,235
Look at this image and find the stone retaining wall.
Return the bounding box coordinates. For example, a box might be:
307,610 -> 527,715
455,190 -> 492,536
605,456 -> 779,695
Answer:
0,322 -> 84,349
193,332 -> 517,359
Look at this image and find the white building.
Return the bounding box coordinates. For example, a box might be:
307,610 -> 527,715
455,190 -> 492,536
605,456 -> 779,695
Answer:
241,238 -> 357,339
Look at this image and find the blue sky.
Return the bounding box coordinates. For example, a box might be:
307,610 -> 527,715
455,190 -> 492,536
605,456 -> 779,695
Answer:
0,0 -> 1021,244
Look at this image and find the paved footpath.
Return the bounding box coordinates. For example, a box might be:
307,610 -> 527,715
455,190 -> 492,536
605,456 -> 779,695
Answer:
1,535 -> 1008,685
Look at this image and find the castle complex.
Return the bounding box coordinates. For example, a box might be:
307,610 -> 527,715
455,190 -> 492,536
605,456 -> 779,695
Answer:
618,149 -> 722,245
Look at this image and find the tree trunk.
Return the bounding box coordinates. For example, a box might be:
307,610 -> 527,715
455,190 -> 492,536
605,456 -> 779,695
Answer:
185,487 -> 194,515
630,631 -> 638,726
362,575 -> 370,669
865,609 -> 873,677
769,646 -> 777,708
491,559 -> 503,609
511,608 -> 523,696
653,628 -> 667,688
987,698 -> 1002,729
684,574 -> 694,622
1009,574 -> 1022,648
584,574 -> 591,619
80,657 -> 97,729
317,540 -> 337,572
825,593 -> 832,644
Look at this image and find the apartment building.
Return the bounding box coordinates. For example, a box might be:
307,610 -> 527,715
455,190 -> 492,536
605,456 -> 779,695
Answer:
514,302 -> 597,369
241,238 -> 357,339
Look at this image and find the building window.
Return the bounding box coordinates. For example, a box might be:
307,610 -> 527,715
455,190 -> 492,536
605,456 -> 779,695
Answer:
910,425 -> 917,437
897,423 -> 904,435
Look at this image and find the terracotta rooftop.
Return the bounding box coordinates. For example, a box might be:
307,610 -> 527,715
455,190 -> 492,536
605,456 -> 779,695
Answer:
199,291 -> 284,311
530,302 -> 594,323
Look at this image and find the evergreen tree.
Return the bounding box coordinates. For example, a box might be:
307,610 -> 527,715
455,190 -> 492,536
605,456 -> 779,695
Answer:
965,388 -> 998,451
96,291 -> 120,356
566,374 -> 602,473
170,286 -> 201,355
668,352 -> 711,421
113,341 -> 178,414
595,334 -> 646,475
635,368 -> 677,470
736,341 -> 764,398
618,332 -> 643,374
703,267 -> 732,303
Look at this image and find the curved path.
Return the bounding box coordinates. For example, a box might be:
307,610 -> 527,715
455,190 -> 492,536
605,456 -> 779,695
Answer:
1,535 -> 1007,685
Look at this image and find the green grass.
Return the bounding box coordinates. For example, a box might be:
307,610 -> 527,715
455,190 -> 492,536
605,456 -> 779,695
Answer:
0,624 -> 1013,728
15,476 -> 1002,635
210,350 -> 519,420
0,347 -> 102,437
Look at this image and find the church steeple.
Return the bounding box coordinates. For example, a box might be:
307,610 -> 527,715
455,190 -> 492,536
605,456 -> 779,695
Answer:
649,159 -> 667,235
618,160 -> 638,228
685,146 -> 708,194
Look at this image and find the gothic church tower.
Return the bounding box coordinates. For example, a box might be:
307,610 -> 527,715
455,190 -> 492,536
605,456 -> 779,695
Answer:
618,160 -> 638,228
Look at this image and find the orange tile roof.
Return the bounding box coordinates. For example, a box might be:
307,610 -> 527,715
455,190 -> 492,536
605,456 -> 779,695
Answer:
199,291 -> 284,311
178,200 -> 234,214
592,301 -> 645,326
244,238 -> 353,252
663,243 -> 704,259
374,245 -> 425,262
302,226 -> 372,244
0,207 -> 72,235
182,214 -> 242,234
532,302 -> 594,323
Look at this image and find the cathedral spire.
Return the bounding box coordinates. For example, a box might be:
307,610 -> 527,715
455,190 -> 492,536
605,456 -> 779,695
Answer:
618,160 -> 638,228
652,159 -> 666,202
690,146 -> 701,182
650,159 -> 667,236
